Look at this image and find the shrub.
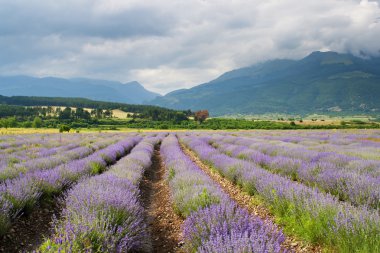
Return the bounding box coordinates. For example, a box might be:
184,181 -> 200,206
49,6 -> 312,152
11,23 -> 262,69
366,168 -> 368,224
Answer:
59,124 -> 71,133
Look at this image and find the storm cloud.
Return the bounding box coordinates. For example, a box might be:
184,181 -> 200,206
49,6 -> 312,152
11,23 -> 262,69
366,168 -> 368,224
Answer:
0,0 -> 379,94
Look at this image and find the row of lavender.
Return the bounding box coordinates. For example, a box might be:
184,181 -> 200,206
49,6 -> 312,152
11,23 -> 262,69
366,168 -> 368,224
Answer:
207,134 -> 380,209
39,135 -> 162,252
239,130 -> 380,163
161,135 -> 285,252
0,133 -> 123,173
0,134 -> 82,172
180,134 -> 380,253
0,134 -> 141,235
0,133 -> 128,214
226,130 -> 380,168
0,133 -> 95,158
0,133 -> 124,181
0,134 -> 64,150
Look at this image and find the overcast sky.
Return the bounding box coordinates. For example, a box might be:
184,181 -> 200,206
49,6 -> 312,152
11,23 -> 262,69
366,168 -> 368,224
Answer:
0,0 -> 379,94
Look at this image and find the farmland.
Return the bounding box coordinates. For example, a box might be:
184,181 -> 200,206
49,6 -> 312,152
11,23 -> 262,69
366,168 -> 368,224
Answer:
0,130 -> 379,252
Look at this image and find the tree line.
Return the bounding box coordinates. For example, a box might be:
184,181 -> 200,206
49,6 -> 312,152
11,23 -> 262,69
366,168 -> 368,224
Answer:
0,95 -> 189,120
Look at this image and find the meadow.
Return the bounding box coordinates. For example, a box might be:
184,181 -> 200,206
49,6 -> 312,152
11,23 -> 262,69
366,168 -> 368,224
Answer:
0,130 -> 379,252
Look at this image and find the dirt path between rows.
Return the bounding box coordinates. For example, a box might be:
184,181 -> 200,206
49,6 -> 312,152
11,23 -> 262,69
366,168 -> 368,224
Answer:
181,143 -> 322,253
140,146 -> 183,253
0,199 -> 62,253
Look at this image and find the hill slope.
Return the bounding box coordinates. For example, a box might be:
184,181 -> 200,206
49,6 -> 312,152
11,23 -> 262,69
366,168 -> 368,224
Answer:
0,95 -> 174,113
0,76 -> 160,104
149,51 -> 380,116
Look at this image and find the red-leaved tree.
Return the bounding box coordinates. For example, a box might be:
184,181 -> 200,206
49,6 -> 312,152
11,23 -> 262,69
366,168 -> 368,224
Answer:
194,110 -> 209,123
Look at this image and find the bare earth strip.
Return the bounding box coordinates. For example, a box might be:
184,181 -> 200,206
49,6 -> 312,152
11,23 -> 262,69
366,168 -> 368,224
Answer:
0,200 -> 62,253
140,146 -> 184,253
181,143 -> 323,253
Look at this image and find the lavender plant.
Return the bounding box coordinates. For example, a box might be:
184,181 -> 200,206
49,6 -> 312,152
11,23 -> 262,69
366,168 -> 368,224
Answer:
181,134 -> 380,252
0,135 -> 141,235
39,136 -> 161,252
210,136 -> 380,209
161,135 -> 285,253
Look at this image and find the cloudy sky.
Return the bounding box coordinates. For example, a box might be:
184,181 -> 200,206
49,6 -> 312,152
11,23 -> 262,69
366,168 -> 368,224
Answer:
0,0 -> 379,94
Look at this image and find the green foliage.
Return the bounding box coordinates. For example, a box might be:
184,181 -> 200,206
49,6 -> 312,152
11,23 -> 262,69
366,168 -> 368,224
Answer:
269,194 -> 336,244
59,107 -> 72,120
0,211 -> 10,236
241,180 -> 258,196
175,188 -> 220,218
332,217 -> 380,253
22,121 -> 33,128
224,166 -> 239,184
350,119 -> 366,125
168,168 -> 176,181
4,192 -> 38,215
32,116 -> 43,128
159,123 -> 169,129
89,162 -> 106,175
0,95 -> 190,122
1,101 -> 378,130
39,219 -> 108,253
0,117 -> 17,128
59,124 -> 71,133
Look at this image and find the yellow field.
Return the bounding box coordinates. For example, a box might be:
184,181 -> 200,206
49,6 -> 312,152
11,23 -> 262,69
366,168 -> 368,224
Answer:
0,128 -> 60,135
111,109 -> 133,118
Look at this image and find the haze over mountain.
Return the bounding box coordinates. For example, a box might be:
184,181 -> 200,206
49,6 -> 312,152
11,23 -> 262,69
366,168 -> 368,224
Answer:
0,76 -> 160,104
148,51 -> 380,116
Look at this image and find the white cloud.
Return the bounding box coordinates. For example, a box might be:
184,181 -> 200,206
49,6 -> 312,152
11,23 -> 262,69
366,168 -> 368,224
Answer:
0,0 -> 379,94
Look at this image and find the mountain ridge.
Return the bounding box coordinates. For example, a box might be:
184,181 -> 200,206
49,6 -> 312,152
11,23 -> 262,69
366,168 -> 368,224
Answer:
0,75 -> 160,104
148,51 -> 380,116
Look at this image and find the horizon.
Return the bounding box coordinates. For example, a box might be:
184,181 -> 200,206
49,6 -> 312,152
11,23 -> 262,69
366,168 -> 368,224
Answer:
0,1 -> 379,94
0,49 -> 377,96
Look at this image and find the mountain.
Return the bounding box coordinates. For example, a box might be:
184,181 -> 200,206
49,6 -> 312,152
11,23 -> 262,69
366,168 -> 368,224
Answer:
0,76 -> 160,104
149,51 -> 380,116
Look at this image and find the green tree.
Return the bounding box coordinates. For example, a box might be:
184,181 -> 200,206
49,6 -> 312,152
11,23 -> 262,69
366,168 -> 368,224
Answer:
59,124 -> 71,133
32,116 -> 43,128
1,117 -> 18,128
22,121 -> 33,128
104,109 -> 112,118
59,107 -> 72,120
74,108 -> 91,120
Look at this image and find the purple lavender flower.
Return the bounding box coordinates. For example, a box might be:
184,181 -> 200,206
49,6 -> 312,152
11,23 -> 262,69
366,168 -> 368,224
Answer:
180,133 -> 380,252
161,135 -> 286,252
38,136 -> 161,253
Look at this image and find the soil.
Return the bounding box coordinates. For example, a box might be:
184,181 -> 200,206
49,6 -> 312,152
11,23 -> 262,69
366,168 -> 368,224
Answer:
0,199 -> 62,253
181,143 -> 323,253
140,146 -> 184,253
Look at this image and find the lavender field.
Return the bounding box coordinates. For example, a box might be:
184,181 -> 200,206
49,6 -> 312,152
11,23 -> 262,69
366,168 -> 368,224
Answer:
0,130 -> 379,252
